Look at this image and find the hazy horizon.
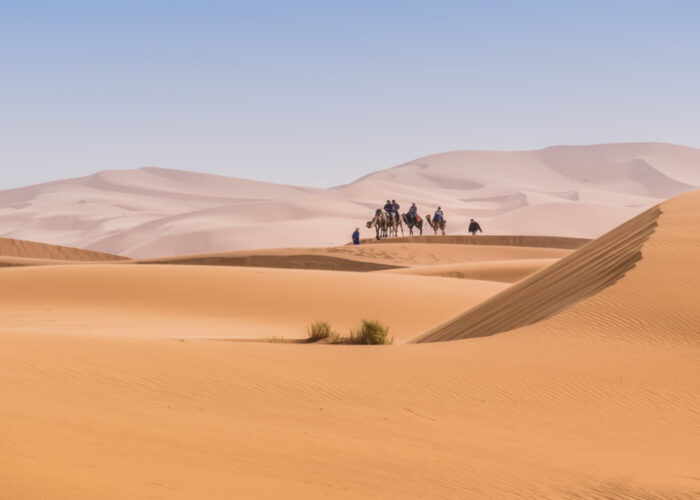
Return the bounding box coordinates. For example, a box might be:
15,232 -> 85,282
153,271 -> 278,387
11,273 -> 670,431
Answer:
2,1 -> 699,189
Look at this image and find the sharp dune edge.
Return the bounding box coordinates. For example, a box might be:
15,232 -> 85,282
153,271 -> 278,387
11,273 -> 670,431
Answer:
412,204 -> 661,342
0,191 -> 698,498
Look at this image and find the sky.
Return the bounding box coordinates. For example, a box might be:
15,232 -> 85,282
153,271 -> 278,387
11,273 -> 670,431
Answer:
1,0 -> 699,189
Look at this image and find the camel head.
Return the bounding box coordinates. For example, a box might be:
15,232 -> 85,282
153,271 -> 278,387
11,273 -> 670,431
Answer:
366,220 -> 373,228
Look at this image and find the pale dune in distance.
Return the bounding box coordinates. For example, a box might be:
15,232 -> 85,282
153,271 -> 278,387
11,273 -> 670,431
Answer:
1,142 -> 698,257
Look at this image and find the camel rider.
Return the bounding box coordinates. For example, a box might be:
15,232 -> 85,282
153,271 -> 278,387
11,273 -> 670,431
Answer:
434,206 -> 444,223
385,199 -> 399,222
383,200 -> 394,219
408,203 -> 418,223
391,200 -> 400,215
468,218 -> 483,235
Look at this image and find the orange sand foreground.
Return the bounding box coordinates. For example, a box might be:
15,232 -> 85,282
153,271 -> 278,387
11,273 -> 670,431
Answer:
1,192 -> 699,498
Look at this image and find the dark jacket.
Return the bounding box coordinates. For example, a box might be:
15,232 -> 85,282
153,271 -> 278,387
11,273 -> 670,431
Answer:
352,230 -> 360,244
384,202 -> 393,213
468,221 -> 482,233
408,205 -> 417,216
392,202 -> 400,212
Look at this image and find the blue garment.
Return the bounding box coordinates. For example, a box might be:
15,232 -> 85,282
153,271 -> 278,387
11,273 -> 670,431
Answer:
352,230 -> 360,245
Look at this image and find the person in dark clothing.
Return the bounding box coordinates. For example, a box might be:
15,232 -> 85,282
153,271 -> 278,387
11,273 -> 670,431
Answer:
407,203 -> 418,223
352,227 -> 360,245
433,206 -> 444,223
384,200 -> 393,214
391,199 -> 400,214
468,218 -> 482,235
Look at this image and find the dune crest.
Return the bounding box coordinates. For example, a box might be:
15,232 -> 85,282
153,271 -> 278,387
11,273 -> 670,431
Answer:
412,204 -> 661,342
1,143 -> 698,257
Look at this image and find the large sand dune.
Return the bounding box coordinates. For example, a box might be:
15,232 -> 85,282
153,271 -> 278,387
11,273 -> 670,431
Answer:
1,143 -> 698,257
413,204 -> 661,342
1,191 -> 698,497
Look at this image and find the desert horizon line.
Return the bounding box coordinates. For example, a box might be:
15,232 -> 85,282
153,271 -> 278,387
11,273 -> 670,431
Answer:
3,140 -> 698,192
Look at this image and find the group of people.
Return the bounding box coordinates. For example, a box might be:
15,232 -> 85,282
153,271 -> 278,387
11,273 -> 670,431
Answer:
378,200 -> 432,224
352,200 -> 483,244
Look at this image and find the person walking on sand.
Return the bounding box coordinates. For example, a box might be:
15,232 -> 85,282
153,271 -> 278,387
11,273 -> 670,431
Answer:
468,218 -> 482,236
352,227 -> 360,245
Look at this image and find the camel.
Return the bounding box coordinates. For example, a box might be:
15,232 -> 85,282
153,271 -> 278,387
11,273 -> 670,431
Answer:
425,214 -> 447,235
366,211 -> 388,240
386,212 -> 404,237
401,213 -> 423,236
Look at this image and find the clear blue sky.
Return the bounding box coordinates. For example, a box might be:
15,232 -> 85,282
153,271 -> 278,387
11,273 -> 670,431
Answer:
1,0 -> 699,189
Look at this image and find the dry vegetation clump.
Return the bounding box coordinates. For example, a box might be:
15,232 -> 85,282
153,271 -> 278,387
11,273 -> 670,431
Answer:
306,321 -> 337,341
306,320 -> 392,345
348,319 -> 392,345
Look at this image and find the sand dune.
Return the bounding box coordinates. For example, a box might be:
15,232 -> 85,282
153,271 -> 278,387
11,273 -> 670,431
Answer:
135,239 -> 573,271
1,143 -> 698,256
413,204 -> 661,342
382,258 -> 559,283
0,264 -> 507,341
358,234 -> 589,249
0,236 -> 124,261
1,192 -> 698,497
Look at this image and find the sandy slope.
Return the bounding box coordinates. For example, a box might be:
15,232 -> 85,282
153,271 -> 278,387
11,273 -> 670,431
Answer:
414,204 -> 661,342
382,258 -> 559,283
136,239 -> 573,269
1,143 -> 698,257
0,236 -> 123,261
0,264 -> 507,341
0,192 -> 698,497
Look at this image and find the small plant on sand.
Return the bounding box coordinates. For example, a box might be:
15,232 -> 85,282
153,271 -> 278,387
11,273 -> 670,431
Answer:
267,336 -> 286,343
348,319 -> 392,345
307,321 -> 336,342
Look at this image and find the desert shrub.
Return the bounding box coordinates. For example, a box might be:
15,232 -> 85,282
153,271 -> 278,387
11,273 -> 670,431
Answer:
349,319 -> 392,345
267,336 -> 286,343
307,321 -> 335,341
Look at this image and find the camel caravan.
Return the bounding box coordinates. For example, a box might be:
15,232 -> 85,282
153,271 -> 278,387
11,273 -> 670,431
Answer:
366,200 -> 447,240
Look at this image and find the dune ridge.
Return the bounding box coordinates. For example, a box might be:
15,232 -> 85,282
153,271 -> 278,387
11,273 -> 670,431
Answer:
1,143 -> 698,257
136,253 -> 402,272
357,234 -> 589,249
0,237 -> 124,262
412,204 -> 661,342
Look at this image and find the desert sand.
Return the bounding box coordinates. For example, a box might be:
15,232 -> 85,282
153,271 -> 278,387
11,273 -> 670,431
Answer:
1,190 -> 698,497
1,143 -> 698,257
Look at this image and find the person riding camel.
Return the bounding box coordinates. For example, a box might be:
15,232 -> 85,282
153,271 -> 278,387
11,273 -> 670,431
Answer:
408,203 -> 418,224
384,199 -> 397,222
433,206 -> 444,224
468,218 -> 483,235
391,199 -> 400,216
